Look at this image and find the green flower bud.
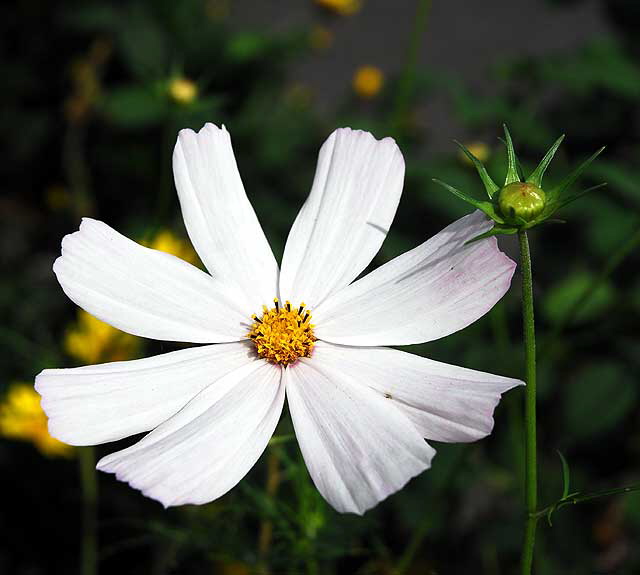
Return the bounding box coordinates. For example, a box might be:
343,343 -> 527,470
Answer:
498,182 -> 546,222
434,126 -> 605,241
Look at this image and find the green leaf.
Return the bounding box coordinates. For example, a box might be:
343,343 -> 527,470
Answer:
268,433 -> 295,446
465,224 -> 519,244
502,124 -> 521,185
548,146 -> 606,201
118,6 -> 167,80
62,4 -> 121,30
543,270 -> 614,325
539,219 -> 566,226
227,33 -> 271,62
552,182 -> 607,212
454,140 -> 499,198
527,134 -> 565,188
431,179 -> 504,223
588,160 -> 640,206
101,85 -> 167,128
565,483 -> 640,506
564,362 -> 637,440
557,450 -> 571,499
539,182 -> 607,221
541,483 -> 640,525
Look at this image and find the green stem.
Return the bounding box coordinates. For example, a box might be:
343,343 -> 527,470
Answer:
80,446 -> 98,575
395,511 -> 434,574
389,0 -> 431,138
518,230 -> 538,575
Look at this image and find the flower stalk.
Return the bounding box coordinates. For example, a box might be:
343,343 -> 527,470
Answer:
79,446 -> 98,575
518,230 -> 538,574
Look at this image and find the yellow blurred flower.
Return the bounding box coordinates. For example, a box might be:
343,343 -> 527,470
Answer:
144,229 -> 200,267
168,77 -> 198,105
0,383 -> 73,457
315,0 -> 361,15
65,310 -> 140,365
459,141 -> 491,166
352,66 -> 384,99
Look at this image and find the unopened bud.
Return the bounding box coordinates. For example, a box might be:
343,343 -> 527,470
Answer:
498,182 -> 546,222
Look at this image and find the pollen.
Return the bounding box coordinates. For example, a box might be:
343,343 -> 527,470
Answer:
248,299 -> 317,366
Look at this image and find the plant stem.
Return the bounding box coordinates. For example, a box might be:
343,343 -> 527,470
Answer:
395,516 -> 433,575
257,451 -> 282,573
80,446 -> 98,575
518,230 -> 538,574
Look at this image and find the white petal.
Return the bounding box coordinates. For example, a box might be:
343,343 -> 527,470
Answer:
97,360 -> 284,508
173,123 -> 279,311
54,218 -> 248,343
279,128 -> 405,308
311,341 -> 523,443
36,342 -> 255,445
285,359 -> 435,515
314,211 -> 516,346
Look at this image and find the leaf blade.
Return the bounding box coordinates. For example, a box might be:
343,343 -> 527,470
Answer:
527,134 -> 565,188
464,225 -> 519,244
557,450 -> 571,499
454,140 -> 499,198
432,178 -> 504,223
503,124 -> 521,185
549,146 -> 606,201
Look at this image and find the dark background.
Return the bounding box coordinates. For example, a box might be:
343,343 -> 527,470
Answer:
1,0 -> 639,574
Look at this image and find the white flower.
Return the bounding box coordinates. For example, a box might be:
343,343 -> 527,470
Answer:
36,124 -> 522,515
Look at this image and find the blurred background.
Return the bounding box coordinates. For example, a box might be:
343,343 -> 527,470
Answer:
1,0 -> 639,573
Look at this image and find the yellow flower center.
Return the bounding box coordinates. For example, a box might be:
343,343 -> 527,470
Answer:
248,299 -> 316,366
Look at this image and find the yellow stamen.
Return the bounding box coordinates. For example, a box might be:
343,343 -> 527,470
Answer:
248,299 -> 316,366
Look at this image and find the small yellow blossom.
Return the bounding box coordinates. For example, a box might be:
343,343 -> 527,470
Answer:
168,77 -> 198,105
0,384 -> 73,457
315,0 -> 361,15
144,229 -> 200,267
309,25 -> 333,51
352,66 -> 384,99
459,141 -> 491,166
65,310 -> 140,365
